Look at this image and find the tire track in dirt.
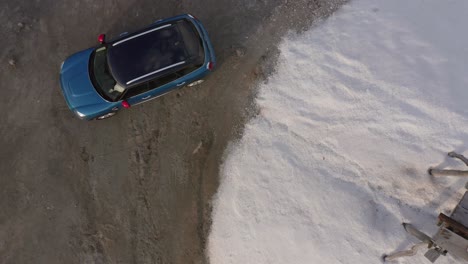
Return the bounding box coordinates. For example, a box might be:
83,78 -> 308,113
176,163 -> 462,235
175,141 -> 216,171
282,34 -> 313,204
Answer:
128,117 -> 164,263
190,130 -> 216,257
74,148 -> 108,264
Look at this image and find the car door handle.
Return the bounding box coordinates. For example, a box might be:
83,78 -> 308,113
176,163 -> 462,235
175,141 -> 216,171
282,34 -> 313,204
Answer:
142,95 -> 151,100
176,82 -> 186,87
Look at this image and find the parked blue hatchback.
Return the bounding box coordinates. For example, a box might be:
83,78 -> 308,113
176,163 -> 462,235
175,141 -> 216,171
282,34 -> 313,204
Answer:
59,14 -> 216,120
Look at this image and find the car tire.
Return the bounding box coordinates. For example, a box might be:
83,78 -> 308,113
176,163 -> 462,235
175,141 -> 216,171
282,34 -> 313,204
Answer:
96,112 -> 117,120
187,79 -> 204,87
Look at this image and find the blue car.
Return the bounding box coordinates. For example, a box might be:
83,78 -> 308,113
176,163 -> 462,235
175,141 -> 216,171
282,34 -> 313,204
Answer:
59,14 -> 216,120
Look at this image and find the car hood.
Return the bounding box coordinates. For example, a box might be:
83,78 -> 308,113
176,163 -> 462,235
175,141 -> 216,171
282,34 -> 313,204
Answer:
60,48 -> 109,111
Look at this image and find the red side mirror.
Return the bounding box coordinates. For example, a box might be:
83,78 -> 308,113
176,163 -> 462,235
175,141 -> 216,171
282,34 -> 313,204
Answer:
98,34 -> 106,44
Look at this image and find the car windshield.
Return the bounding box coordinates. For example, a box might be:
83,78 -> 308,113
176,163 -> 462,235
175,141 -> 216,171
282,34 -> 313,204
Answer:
89,47 -> 123,101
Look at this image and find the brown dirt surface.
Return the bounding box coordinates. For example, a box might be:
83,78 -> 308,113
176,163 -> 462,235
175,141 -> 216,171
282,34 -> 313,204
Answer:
0,0 -> 346,263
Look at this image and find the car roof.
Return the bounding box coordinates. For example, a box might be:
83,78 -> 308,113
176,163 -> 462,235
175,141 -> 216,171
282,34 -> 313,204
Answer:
107,18 -> 203,89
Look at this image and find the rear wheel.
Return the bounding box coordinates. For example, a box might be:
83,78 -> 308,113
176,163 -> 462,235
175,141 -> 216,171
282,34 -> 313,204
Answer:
187,79 -> 204,87
96,112 -> 117,120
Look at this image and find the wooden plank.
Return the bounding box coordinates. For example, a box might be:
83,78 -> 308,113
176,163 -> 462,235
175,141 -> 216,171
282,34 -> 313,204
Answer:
433,227 -> 468,262
429,169 -> 468,176
438,213 -> 468,239
451,191 -> 468,230
456,191 -> 468,209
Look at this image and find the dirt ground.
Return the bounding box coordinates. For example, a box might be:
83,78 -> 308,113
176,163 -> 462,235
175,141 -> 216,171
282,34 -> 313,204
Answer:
0,0 -> 345,263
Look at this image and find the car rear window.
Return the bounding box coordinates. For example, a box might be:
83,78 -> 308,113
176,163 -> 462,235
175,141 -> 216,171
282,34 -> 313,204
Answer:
107,19 -> 204,87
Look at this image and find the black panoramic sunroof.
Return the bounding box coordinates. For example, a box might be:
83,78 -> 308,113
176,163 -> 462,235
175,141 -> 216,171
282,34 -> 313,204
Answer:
107,19 -> 203,88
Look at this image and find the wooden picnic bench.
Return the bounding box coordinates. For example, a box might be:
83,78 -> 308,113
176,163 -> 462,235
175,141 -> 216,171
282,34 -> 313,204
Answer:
384,151 -> 468,262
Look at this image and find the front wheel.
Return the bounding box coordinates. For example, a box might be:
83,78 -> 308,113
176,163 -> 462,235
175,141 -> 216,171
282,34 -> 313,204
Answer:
96,112 -> 117,120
